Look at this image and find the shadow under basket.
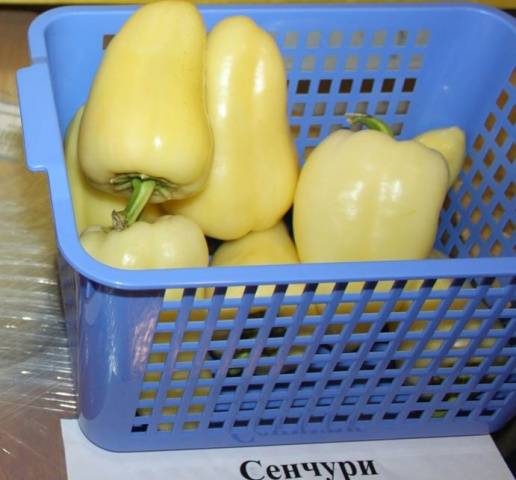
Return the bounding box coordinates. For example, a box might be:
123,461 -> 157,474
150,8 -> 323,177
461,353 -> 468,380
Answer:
18,3 -> 516,452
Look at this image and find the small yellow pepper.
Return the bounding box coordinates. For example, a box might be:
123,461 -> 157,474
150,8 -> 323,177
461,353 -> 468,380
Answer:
80,215 -> 209,271
293,116 -> 450,264
208,222 -> 303,317
64,106 -> 161,233
78,0 -> 213,220
165,16 -> 299,240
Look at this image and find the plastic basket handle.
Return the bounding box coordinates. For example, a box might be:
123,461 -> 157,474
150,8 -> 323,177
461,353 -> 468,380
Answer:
16,63 -> 63,173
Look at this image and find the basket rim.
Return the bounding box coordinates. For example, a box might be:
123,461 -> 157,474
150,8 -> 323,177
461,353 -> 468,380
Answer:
26,2 -> 516,62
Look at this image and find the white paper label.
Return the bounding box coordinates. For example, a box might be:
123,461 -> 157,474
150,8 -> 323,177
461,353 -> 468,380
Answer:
61,419 -> 513,480
0,101 -> 23,161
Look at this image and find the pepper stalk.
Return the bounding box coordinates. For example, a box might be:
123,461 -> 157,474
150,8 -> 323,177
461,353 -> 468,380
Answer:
346,113 -> 394,136
112,178 -> 156,231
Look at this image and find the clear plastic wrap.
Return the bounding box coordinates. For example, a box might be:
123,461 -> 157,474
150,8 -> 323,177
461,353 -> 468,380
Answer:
0,105 -> 76,479
0,10 -> 76,479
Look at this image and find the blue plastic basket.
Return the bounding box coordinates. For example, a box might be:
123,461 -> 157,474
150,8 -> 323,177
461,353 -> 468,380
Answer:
17,3 -> 515,452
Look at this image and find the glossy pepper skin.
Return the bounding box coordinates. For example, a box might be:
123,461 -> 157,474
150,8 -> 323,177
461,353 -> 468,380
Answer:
165,16 -> 298,240
209,222 -> 318,318
78,0 -> 213,203
80,215 -> 209,271
415,127 -> 466,187
65,107 -> 161,233
293,128 -> 449,263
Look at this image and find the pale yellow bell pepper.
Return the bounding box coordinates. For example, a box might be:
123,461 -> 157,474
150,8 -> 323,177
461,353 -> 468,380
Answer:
165,15 -> 299,240
80,215 -> 209,271
64,106 -> 161,233
293,116 -> 450,263
78,0 -> 213,213
208,222 -> 304,318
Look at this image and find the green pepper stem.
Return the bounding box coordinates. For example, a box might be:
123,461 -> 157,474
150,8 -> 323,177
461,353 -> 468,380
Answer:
346,113 -> 394,137
112,178 -> 156,231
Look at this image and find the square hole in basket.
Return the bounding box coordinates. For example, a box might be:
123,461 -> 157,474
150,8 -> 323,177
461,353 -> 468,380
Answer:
351,378 -> 368,388
396,100 -> 410,114
306,31 -> 321,48
495,128 -> 508,147
497,90 -> 509,109
297,80 -> 311,94
404,376 -> 421,386
148,352 -> 167,365
308,124 -> 322,138
324,55 -> 337,72
409,54 -> 424,70
351,31 -> 365,47
481,409 -> 497,417
161,405 -> 178,416
360,78 -> 375,93
259,418 -> 274,426
313,102 -> 327,116
408,410 -> 423,419
359,413 -> 374,421
254,365 -> 271,376
183,421 -> 199,431
345,55 -> 359,71
454,375 -> 471,385
443,393 -> 460,403
373,30 -> 387,46
485,113 -> 496,131
140,389 -> 158,401
233,419 -> 250,428
209,421 -> 224,429
367,55 -> 381,70
339,79 -> 353,94
291,102 -> 306,117
383,412 -> 398,420
143,371 -> 162,383
309,415 -> 325,424
302,55 -> 316,72
395,30 -> 408,46
334,414 -> 349,422
375,100 -> 389,115
318,79 -> 332,94
480,374 -> 497,384
382,78 -> 396,93
402,78 -> 417,92
432,409 -> 448,419
418,393 -> 434,403
131,424 -> 148,433
416,29 -> 430,46
285,417 -> 300,425
329,31 -> 343,48
355,101 -> 369,114
334,101 -> 348,116
284,31 -> 299,48
378,377 -> 395,386
388,55 -> 401,70
290,125 -> 301,139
